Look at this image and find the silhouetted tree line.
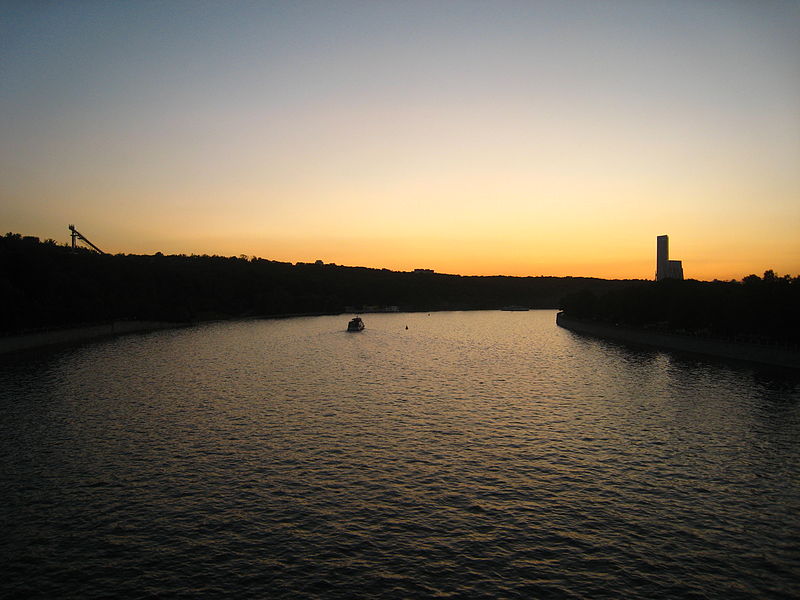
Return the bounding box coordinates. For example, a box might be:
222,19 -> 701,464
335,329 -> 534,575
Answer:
560,272 -> 800,345
1,233 -> 628,334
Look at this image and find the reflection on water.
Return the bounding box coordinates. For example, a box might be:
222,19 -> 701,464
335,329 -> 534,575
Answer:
1,311 -> 799,599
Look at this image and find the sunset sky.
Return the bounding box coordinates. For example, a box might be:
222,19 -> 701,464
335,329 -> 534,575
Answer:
1,1 -> 798,280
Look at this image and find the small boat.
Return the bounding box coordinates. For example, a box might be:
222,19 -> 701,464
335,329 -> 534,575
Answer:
347,317 -> 365,332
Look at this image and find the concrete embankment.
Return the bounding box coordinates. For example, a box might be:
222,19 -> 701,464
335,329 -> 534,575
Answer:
556,312 -> 800,370
0,321 -> 187,354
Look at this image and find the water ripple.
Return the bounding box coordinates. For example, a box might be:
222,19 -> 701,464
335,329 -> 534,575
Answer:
1,311 -> 799,599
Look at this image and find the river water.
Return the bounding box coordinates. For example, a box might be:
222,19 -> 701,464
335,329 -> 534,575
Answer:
1,310 -> 798,599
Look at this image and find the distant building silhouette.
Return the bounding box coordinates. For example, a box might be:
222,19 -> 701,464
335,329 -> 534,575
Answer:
656,235 -> 683,281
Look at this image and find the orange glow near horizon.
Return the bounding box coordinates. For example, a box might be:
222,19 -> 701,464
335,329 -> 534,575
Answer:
48,225 -> 795,283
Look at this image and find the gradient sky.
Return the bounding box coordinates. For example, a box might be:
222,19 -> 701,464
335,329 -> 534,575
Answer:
2,1 -> 798,280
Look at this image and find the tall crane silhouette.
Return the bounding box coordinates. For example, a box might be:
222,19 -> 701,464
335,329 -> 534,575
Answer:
68,225 -> 105,254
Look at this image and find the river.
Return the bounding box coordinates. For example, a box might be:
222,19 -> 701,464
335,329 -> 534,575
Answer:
1,310 -> 798,599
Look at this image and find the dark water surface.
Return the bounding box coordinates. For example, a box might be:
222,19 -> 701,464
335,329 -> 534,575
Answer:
2,310 -> 799,599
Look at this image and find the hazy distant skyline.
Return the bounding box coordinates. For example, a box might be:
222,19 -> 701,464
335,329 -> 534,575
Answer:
2,1 -> 798,279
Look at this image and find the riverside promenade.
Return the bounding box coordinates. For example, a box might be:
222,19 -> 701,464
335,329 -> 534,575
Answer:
0,321 -> 186,354
556,312 -> 800,370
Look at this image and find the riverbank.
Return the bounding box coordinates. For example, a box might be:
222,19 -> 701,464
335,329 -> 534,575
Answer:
0,321 -> 188,354
556,312 -> 800,369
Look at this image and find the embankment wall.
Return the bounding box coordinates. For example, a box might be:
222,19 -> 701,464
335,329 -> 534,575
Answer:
556,312 -> 799,370
0,321 -> 186,354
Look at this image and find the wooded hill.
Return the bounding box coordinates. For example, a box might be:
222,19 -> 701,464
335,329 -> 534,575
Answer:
6,233 -> 794,343
1,233 -> 629,334
560,273 -> 800,345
